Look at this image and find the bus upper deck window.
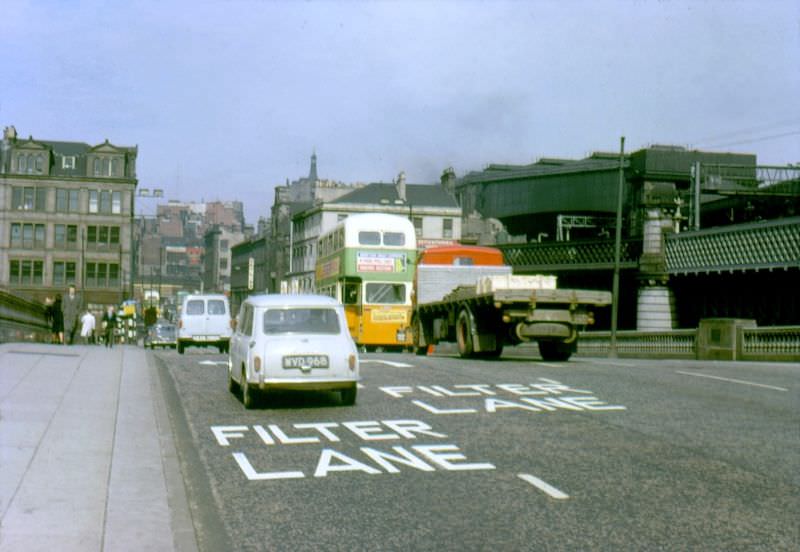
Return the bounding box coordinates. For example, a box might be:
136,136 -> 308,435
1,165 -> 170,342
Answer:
383,232 -> 405,246
454,256 -> 474,266
359,231 -> 380,246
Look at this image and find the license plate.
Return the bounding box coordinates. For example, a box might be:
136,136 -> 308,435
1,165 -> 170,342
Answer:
283,355 -> 329,369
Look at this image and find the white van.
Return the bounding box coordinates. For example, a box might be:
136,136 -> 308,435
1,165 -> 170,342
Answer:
177,294 -> 233,354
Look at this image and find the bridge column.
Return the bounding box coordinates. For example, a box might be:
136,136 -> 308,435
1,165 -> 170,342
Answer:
637,208 -> 677,331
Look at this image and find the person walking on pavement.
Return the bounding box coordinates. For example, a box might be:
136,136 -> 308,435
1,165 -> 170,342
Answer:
62,285 -> 82,345
102,305 -> 117,348
50,295 -> 65,344
79,309 -> 96,345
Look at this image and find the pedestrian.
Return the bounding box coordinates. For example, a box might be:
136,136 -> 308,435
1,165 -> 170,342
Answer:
51,295 -> 64,344
80,309 -> 96,345
62,285 -> 82,345
102,305 -> 117,348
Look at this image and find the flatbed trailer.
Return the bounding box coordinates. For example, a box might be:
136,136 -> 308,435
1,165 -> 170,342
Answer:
410,246 -> 611,361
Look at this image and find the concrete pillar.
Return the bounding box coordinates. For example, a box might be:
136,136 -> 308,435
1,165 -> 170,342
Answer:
637,285 -> 676,331
637,208 -> 676,331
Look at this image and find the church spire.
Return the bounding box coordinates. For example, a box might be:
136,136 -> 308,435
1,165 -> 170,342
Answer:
309,150 -> 318,181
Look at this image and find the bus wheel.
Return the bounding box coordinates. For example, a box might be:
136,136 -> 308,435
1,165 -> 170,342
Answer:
413,317 -> 427,356
456,309 -> 475,358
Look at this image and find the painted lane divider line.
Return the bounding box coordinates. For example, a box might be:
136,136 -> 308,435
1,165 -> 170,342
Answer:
676,371 -> 788,392
198,360 -> 229,366
361,360 -> 415,368
517,473 -> 570,500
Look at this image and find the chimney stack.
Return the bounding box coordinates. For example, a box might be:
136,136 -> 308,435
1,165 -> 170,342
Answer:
396,171 -> 406,202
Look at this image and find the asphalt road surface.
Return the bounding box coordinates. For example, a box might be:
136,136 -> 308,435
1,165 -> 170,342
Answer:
154,348 -> 799,552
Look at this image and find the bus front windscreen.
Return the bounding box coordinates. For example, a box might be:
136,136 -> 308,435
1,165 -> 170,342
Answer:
365,283 -> 406,304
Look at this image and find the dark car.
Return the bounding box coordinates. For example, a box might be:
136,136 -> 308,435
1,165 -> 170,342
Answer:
145,319 -> 178,350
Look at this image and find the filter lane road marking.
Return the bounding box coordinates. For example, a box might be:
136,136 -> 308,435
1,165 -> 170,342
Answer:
676,371 -> 788,392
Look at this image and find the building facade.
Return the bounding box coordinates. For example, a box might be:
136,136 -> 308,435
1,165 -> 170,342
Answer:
287,172 -> 462,292
202,225 -> 244,293
0,125 -> 138,306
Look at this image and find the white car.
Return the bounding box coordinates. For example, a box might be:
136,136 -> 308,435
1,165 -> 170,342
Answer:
177,294 -> 233,354
228,294 -> 360,408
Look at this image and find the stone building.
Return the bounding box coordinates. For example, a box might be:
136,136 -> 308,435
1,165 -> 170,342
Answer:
0,125 -> 138,306
287,171 -> 462,292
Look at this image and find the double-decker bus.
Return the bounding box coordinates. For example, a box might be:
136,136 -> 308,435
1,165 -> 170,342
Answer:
315,213 -> 416,350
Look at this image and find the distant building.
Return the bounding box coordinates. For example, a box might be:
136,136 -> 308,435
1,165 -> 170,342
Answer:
0,125 -> 138,305
202,225 -> 244,293
288,171 -> 462,292
266,153 -> 365,293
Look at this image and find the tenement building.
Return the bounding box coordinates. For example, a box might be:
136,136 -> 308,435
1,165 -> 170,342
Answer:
0,125 -> 138,306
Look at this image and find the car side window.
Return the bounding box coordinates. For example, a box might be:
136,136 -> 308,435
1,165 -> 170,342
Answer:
242,305 -> 254,337
186,300 -> 204,315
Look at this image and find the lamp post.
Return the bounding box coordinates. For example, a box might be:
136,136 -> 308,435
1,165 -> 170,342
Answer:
609,136 -> 625,358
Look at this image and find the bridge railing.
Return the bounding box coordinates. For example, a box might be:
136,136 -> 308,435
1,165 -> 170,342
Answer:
499,238 -> 641,271
665,216 -> 800,274
574,326 -> 800,362
0,291 -> 51,343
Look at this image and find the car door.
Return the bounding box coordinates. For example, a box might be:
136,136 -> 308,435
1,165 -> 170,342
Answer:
231,304 -> 254,384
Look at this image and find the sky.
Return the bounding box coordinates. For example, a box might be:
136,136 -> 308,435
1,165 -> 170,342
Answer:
3,0 -> 799,223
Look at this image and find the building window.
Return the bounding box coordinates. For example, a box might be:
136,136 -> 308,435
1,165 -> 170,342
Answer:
54,224 -> 79,249
220,258 -> 228,270
53,261 -> 77,286
220,239 -> 229,252
56,189 -> 80,213
413,216 -> 423,237
86,225 -> 120,249
89,190 -> 98,213
94,159 -> 101,176
10,223 -> 46,249
85,262 -> 119,288
443,218 -> 453,239
62,156 -> 76,169
12,186 -> 46,211
112,191 -> 121,214
9,259 -> 44,285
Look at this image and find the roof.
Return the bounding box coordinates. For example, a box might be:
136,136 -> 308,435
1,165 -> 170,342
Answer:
245,294 -> 341,307
331,182 -> 459,208
39,140 -> 92,156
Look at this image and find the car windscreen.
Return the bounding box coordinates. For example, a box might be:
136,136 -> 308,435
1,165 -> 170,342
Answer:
208,300 -> 226,315
262,308 -> 341,334
185,300 -> 205,315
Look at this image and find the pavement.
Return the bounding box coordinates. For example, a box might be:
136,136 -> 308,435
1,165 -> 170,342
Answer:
0,343 -> 197,552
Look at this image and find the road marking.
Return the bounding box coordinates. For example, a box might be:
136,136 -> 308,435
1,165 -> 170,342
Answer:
361,360 -> 415,368
518,473 -> 569,499
198,360 -> 229,366
676,371 -> 788,392
535,362 -> 563,368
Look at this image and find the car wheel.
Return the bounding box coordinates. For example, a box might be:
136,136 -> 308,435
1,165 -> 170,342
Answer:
340,384 -> 357,406
227,364 -> 239,394
241,366 -> 256,409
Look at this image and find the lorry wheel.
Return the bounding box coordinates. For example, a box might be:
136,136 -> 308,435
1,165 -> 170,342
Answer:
456,309 -> 475,358
412,317 -> 428,356
478,343 -> 504,359
538,340 -> 573,361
